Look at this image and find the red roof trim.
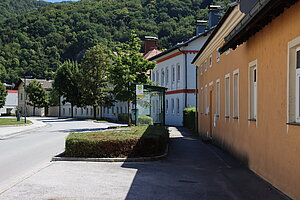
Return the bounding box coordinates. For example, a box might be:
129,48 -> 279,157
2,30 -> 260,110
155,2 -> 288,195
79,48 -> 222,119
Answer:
166,89 -> 197,95
8,90 -> 18,93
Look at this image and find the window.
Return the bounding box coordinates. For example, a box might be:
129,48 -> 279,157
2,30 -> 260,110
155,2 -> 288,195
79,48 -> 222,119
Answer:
104,107 -> 106,114
75,108 -> 77,115
171,99 -> 175,113
81,108 -> 83,115
152,100 -> 155,114
156,100 -> 159,114
295,48 -> 300,122
233,70 -> 239,118
117,107 -> 119,114
209,55 -> 212,67
166,99 -> 169,114
172,65 -> 175,83
63,108 -> 65,115
20,93 -> 23,100
90,108 -> 93,115
166,67 -> 169,85
225,74 -> 230,117
152,71 -> 156,82
177,98 -> 180,114
200,65 -> 203,75
161,69 -> 165,86
249,61 -> 257,120
177,64 -> 181,81
69,108 -> 71,115
120,107 -> 123,114
205,85 -> 208,114
112,106 -> 115,114
204,61 -> 207,71
86,109 -> 89,115
216,80 -> 220,116
200,88 -> 203,114
156,71 -> 159,83
216,49 -> 220,62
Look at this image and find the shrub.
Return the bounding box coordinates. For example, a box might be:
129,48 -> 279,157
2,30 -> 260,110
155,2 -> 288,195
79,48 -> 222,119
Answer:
118,113 -> 131,123
183,107 -> 196,131
137,115 -> 153,125
65,125 -> 169,158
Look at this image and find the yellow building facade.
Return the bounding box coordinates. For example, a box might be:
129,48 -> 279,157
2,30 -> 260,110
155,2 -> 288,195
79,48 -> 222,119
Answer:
194,2 -> 300,199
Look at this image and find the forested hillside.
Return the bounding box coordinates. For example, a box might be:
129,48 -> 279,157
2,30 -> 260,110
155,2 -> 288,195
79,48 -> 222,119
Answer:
0,0 -> 233,84
0,0 -> 49,20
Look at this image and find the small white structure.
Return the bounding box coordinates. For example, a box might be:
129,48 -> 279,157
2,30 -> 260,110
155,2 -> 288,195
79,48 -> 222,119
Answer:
0,90 -> 18,116
149,28 -> 213,126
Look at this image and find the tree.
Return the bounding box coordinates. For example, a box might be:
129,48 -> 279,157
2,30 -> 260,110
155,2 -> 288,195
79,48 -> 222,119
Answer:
109,33 -> 155,125
0,82 -> 7,108
26,79 -> 48,116
53,60 -> 82,118
80,44 -> 113,119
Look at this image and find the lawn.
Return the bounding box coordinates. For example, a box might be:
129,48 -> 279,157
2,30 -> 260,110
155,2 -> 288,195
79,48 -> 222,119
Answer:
0,118 -> 32,126
65,125 -> 169,158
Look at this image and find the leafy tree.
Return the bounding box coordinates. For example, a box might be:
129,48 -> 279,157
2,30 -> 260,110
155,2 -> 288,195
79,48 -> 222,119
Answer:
26,79 -> 48,116
109,33 -> 155,125
0,82 -> 8,108
80,44 -> 113,119
53,60 -> 82,117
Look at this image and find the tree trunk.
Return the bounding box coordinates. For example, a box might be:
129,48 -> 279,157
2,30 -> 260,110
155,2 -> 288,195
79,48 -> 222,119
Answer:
33,106 -> 35,116
93,106 -> 97,120
127,100 -> 131,126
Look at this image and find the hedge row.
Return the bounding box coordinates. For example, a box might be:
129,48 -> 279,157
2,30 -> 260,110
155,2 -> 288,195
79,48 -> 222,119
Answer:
183,107 -> 196,131
65,125 -> 169,158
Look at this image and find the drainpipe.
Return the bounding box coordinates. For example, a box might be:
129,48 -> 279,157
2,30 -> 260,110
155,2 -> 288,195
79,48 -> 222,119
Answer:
195,65 -> 198,134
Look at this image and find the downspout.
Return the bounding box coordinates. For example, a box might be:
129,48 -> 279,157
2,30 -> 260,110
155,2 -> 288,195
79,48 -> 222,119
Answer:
195,66 -> 198,134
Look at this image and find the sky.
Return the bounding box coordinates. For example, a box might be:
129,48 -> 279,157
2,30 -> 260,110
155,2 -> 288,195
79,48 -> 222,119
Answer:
43,0 -> 80,2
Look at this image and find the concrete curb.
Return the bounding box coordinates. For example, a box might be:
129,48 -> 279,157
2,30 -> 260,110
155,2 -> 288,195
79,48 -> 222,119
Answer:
0,122 -> 47,139
51,145 -> 169,163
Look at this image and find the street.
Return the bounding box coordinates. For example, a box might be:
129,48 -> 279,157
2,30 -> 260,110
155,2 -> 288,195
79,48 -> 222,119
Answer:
0,118 -> 118,193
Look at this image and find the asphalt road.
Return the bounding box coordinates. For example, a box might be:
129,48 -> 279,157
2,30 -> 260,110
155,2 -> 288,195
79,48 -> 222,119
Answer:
0,118 -> 113,193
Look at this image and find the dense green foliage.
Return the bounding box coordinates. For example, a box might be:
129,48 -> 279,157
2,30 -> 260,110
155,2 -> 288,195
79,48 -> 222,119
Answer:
65,125 -> 169,158
183,107 -> 196,131
0,0 -> 233,84
0,82 -> 7,108
26,79 -> 48,115
0,118 -> 31,125
0,0 -> 49,20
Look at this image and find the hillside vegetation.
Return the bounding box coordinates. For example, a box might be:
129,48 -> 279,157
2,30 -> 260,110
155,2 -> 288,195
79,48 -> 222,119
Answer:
0,0 -> 233,84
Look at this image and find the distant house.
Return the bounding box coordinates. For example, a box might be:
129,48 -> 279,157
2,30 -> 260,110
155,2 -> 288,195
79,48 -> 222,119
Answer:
15,78 -> 58,117
148,7 -> 219,126
193,1 -> 300,199
0,90 -> 18,116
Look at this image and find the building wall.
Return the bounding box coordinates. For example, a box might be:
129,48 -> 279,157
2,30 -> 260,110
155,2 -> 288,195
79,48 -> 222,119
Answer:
196,2 -> 300,199
151,35 -> 209,126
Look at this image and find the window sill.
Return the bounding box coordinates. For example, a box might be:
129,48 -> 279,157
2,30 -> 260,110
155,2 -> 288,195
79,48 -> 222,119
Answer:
248,119 -> 257,122
287,122 -> 300,126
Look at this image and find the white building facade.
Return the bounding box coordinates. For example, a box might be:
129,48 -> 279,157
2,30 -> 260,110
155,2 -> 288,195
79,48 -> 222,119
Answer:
149,31 -> 212,126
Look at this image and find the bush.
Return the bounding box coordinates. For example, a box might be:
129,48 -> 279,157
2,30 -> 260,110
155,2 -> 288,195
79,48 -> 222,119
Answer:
65,125 -> 169,158
183,107 -> 196,131
118,113 -> 131,123
137,115 -> 153,125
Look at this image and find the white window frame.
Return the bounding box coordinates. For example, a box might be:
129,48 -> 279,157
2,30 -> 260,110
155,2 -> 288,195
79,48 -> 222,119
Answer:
248,60 -> 257,121
152,71 -> 156,82
171,98 -> 175,114
233,69 -> 239,119
216,79 -> 220,116
204,61 -> 207,72
161,69 -> 165,86
156,71 -> 159,83
166,67 -> 169,86
216,49 -> 220,62
296,47 -> 300,122
177,98 -> 180,114
172,65 -> 175,83
177,64 -> 181,82
209,55 -> 212,68
200,65 -> 203,75
225,74 -> 230,118
166,99 -> 169,114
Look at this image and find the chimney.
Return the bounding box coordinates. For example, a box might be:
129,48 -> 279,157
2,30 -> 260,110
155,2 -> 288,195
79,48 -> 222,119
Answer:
196,20 -> 207,35
144,36 -> 158,55
208,5 -> 221,29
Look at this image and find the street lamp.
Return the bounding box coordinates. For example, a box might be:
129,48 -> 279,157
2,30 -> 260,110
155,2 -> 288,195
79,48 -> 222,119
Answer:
24,75 -> 33,123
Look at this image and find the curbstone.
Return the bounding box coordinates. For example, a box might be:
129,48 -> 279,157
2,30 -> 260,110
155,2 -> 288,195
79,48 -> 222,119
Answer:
51,145 -> 169,163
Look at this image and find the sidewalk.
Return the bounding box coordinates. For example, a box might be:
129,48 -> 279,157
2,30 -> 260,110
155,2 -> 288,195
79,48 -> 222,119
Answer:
0,117 -> 47,139
0,127 -> 289,200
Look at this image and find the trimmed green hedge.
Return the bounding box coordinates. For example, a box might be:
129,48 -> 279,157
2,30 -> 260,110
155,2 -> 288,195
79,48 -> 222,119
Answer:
137,115 -> 153,125
65,125 -> 169,158
183,107 -> 196,131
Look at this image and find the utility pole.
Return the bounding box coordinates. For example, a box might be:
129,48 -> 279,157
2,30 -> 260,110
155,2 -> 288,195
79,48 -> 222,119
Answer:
24,76 -> 33,123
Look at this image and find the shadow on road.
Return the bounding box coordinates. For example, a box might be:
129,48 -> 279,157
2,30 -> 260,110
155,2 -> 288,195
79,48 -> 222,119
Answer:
121,127 -> 288,200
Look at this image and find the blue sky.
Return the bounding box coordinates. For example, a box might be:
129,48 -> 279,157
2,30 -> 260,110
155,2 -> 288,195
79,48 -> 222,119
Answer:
43,0 -> 79,2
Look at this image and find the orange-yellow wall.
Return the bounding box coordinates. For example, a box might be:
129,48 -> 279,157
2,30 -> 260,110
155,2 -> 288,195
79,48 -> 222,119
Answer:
197,2 -> 300,199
